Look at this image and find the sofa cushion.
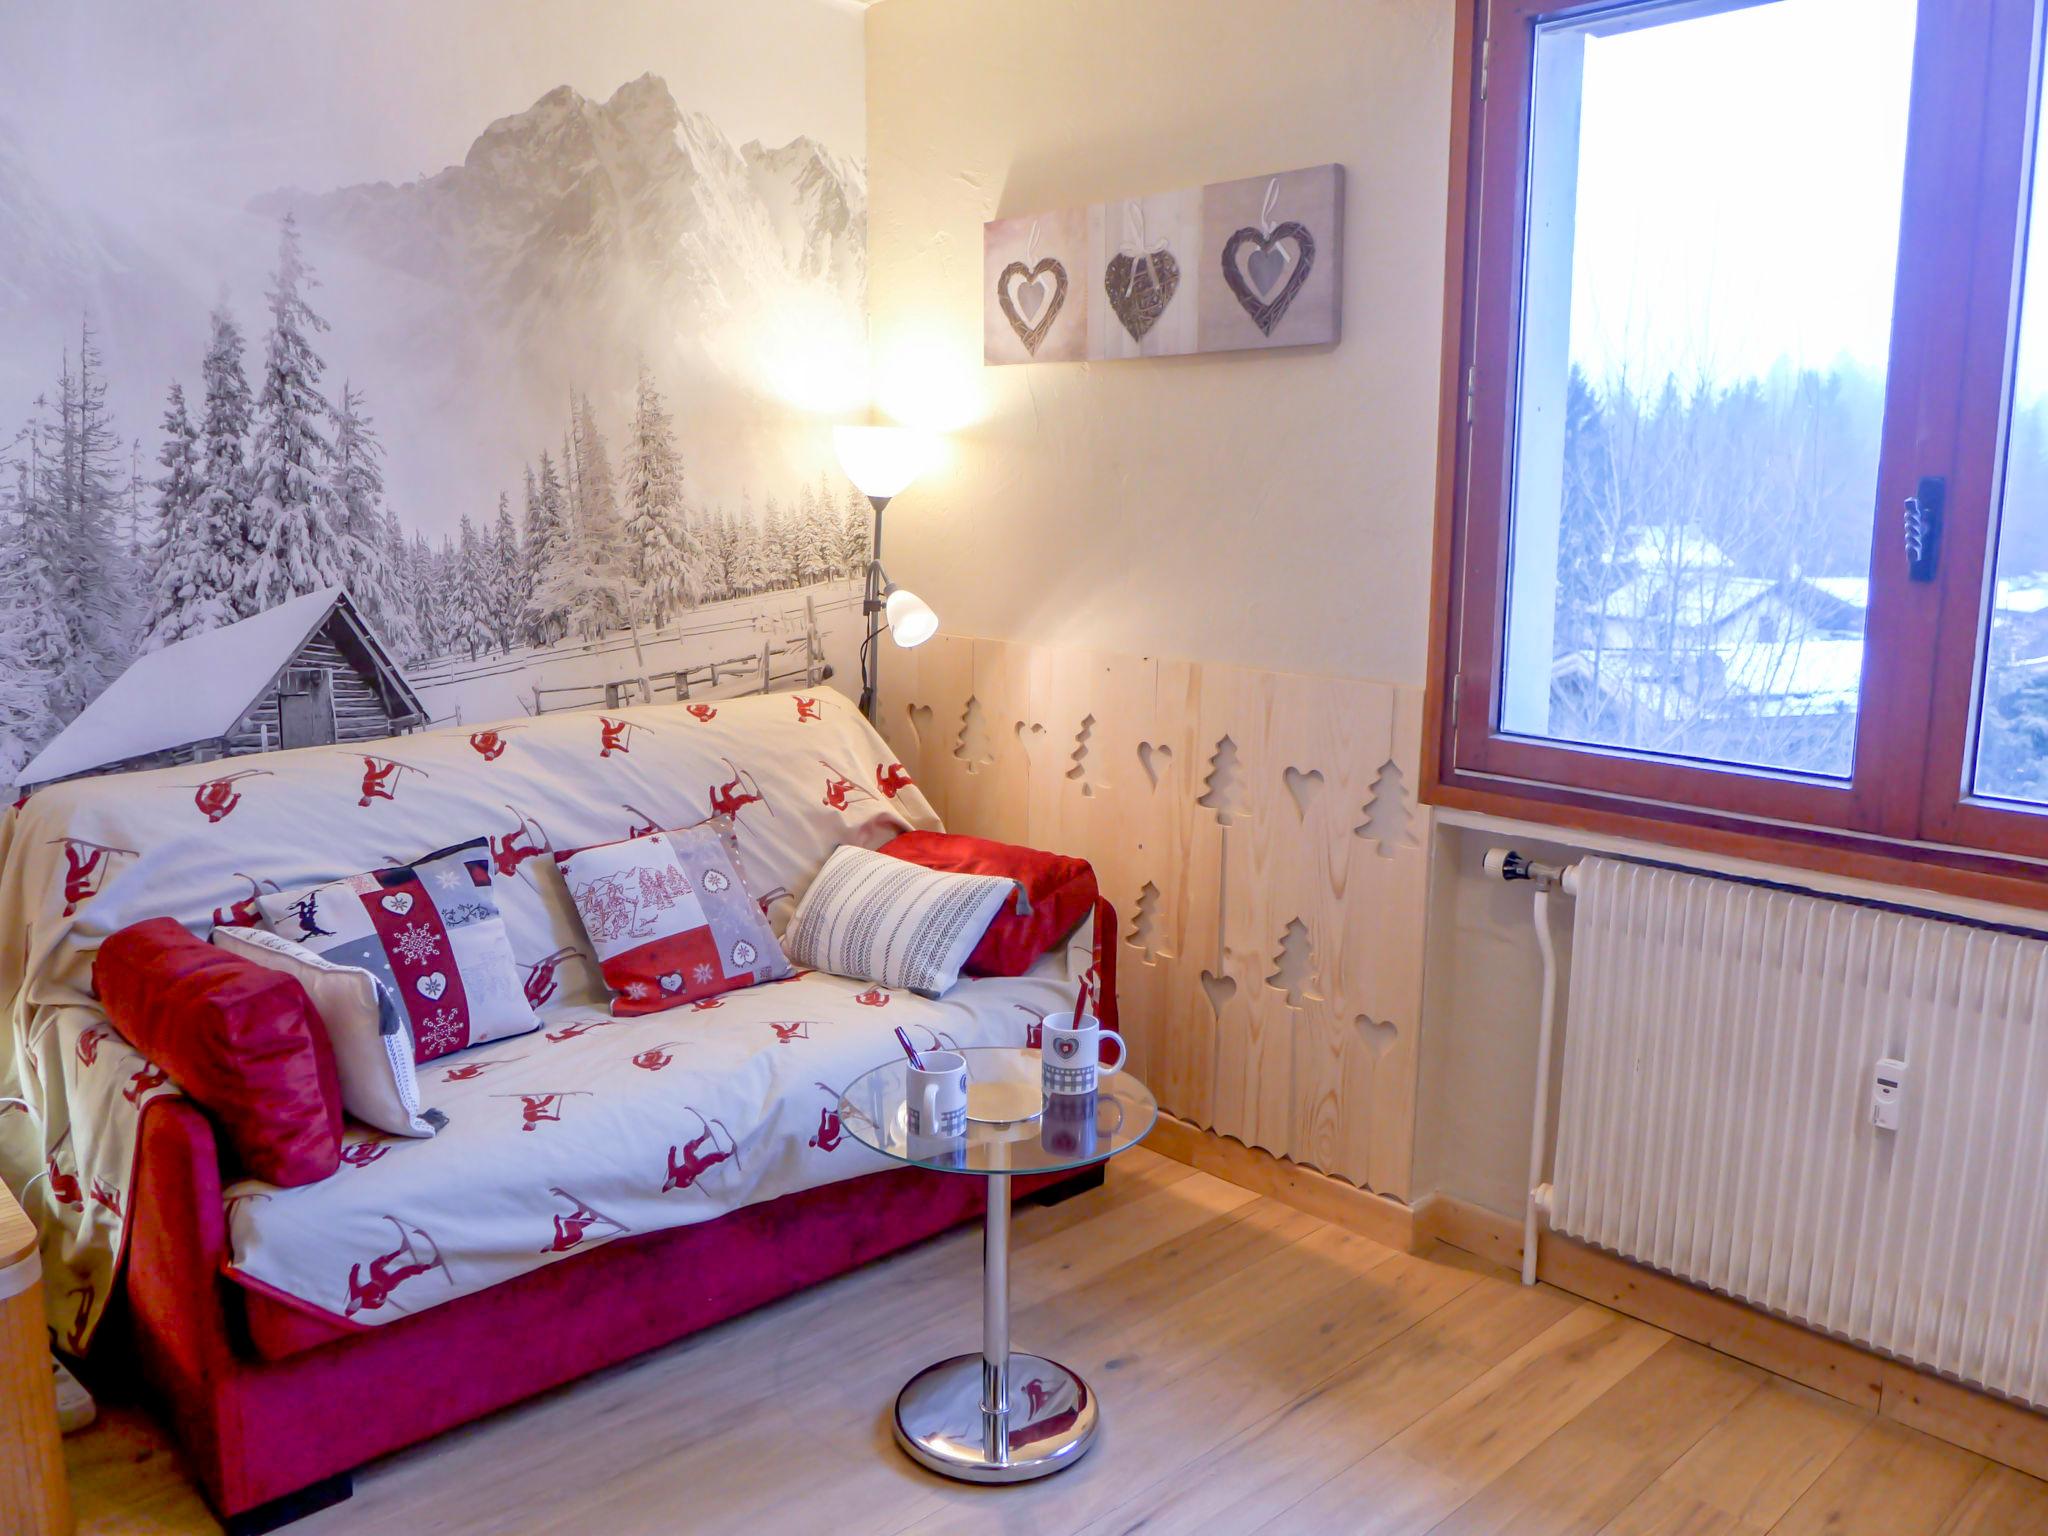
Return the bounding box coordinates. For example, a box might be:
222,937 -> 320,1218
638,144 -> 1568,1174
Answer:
881,831 -> 1099,978
783,844 -> 1020,997
257,838 -> 538,1062
211,926 -> 445,1138
555,817 -> 791,1016
94,918 -> 342,1187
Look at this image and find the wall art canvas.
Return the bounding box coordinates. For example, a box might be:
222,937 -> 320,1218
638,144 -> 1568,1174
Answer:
983,209 -> 1087,365
984,163 -> 1343,366
1085,189 -> 1204,361
1197,164 -> 1344,353
0,0 -> 870,794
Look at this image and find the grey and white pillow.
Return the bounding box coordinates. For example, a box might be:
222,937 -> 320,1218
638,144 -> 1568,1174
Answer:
784,844 -> 1023,998
211,925 -> 445,1137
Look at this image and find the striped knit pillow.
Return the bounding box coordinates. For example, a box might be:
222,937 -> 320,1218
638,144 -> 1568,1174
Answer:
785,844 -> 1023,997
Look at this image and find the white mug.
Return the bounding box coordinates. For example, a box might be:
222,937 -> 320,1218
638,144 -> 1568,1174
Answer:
908,1050 -> 969,1139
1041,1012 -> 1125,1097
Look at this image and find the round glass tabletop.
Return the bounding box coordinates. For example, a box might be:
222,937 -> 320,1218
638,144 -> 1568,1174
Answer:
837,1046 -> 1157,1176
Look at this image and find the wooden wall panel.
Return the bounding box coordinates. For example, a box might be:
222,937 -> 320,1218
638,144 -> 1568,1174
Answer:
877,636 -> 1429,1199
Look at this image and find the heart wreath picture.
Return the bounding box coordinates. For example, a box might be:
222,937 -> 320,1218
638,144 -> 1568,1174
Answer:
998,257 -> 1069,355
1103,200 -> 1182,344
1222,220 -> 1315,336
983,163 -> 1341,363
1103,248 -> 1181,342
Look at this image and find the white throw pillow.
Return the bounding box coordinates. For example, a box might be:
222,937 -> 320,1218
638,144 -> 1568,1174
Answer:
211,925 -> 444,1138
783,844 -> 1020,998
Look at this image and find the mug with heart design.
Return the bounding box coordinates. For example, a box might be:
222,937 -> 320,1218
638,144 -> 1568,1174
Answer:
1041,1012 -> 1125,1097
908,1050 -> 969,1140
913,1056 -> 974,1146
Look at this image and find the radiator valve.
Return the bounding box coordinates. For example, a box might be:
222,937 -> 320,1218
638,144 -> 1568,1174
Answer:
1872,1058 -> 1907,1132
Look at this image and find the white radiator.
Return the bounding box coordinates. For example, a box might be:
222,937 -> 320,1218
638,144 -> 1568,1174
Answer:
1551,855 -> 2048,1409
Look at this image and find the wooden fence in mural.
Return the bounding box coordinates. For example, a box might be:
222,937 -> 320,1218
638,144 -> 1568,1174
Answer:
879,636 -> 1429,1200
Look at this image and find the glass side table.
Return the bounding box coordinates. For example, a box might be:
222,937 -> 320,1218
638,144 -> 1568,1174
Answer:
838,1045 -> 1157,1483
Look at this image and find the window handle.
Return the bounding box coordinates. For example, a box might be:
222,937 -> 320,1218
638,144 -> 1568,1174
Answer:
1904,476 -> 1944,582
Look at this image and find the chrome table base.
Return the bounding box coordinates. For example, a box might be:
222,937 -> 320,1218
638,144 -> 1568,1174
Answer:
892,1352 -> 1098,1482
891,1171 -> 1101,1483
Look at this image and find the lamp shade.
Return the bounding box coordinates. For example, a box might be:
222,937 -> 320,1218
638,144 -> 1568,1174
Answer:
885,587 -> 939,648
833,425 -> 932,501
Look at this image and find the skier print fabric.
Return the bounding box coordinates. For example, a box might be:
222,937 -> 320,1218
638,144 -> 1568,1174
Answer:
0,689 -> 945,1346
229,948 -> 1085,1330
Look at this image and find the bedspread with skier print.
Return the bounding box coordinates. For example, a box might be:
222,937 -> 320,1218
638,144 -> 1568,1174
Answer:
0,689 -> 949,1347
223,933 -> 1087,1328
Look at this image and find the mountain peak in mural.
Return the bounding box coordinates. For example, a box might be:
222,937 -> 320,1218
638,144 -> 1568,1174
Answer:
252,72 -> 864,338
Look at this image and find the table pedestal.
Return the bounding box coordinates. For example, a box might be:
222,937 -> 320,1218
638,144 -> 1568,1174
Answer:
891,1172 -> 1099,1482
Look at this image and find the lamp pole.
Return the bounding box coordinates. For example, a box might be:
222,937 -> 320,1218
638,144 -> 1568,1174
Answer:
859,493 -> 891,720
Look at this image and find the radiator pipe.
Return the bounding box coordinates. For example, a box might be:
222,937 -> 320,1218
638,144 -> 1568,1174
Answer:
1485,848 -> 1579,1284
1523,887 -> 1560,1285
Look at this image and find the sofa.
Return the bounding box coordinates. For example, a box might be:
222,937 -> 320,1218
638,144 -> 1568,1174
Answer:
0,690 -> 1113,1531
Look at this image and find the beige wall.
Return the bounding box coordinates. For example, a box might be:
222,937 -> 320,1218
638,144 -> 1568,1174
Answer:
864,0 -> 1457,686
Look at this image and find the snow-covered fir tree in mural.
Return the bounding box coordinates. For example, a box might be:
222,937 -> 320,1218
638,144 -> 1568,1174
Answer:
0,0 -> 870,790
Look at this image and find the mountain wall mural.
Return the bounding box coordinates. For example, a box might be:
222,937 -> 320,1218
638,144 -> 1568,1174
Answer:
0,1 -> 869,787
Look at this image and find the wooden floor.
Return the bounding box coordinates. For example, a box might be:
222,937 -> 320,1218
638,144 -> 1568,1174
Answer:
66,1147 -> 2048,1535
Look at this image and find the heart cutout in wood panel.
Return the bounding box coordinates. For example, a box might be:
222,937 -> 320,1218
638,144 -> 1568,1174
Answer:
1137,740 -> 1173,789
1199,969 -> 1237,1019
1282,766 -> 1323,821
1356,1015 -> 1399,1059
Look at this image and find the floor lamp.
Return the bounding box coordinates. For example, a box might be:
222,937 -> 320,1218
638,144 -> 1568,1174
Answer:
834,425 -> 939,720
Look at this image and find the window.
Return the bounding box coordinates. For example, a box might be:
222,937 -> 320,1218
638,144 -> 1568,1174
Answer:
1433,0 -> 2048,873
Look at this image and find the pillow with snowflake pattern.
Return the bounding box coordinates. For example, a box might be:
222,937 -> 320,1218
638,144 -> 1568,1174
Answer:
256,838 -> 539,1062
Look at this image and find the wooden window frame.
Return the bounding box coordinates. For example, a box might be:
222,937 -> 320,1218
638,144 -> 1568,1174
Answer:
1425,0 -> 2048,907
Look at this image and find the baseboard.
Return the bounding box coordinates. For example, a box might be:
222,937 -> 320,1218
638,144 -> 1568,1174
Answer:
1140,1113 -> 1415,1252
1415,1193 -> 2048,1482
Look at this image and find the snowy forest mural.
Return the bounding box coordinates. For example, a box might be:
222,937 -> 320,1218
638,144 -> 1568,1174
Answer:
0,0 -> 871,788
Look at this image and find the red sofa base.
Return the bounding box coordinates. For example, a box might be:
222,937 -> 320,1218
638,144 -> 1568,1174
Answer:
122,1097 -> 1085,1523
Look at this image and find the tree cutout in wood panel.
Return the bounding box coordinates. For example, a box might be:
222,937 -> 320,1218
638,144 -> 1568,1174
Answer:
1199,969 -> 1237,1018
1126,880 -> 1174,963
1353,758 -> 1418,857
1196,735 -> 1248,825
1355,1015 -> 1398,1058
953,695 -> 996,772
1066,713 -> 1099,796
1265,918 -> 1322,1007
1282,765 -> 1323,821
1137,740 -> 1173,789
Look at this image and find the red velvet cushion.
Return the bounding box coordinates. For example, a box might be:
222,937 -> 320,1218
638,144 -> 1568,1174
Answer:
95,917 -> 342,1186
880,832 -> 1098,977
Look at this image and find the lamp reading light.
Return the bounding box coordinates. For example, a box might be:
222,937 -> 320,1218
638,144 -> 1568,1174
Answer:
884,586 -> 939,649
834,423 -> 941,718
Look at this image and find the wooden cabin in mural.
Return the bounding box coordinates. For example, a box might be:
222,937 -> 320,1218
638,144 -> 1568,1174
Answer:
18,587 -> 427,791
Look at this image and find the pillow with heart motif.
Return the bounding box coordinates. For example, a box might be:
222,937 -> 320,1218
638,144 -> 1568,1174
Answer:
555,819 -> 793,1017
256,838 -> 539,1062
